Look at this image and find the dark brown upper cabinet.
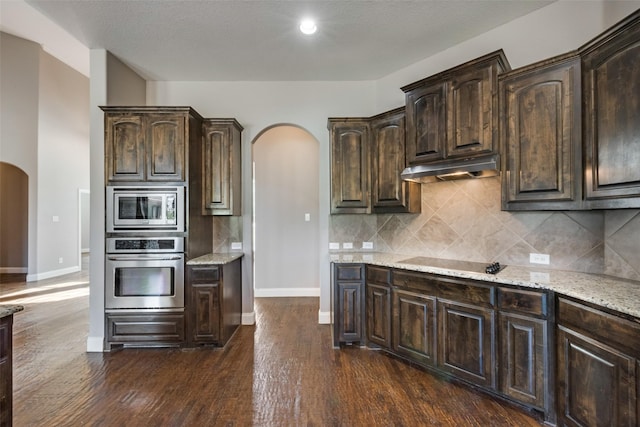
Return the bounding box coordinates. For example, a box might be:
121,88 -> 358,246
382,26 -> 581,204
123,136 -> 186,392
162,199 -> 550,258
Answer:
402,50 -> 510,166
403,81 -> 447,164
201,119 -> 243,216
500,52 -> 583,210
581,10 -> 640,209
329,109 -> 420,215
103,107 -> 200,183
370,108 -> 421,213
329,118 -> 371,214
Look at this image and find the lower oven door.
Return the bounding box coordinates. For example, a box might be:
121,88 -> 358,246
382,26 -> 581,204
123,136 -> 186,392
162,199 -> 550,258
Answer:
105,253 -> 184,310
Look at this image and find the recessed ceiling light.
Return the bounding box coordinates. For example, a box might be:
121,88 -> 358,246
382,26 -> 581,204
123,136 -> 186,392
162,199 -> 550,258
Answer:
299,19 -> 317,35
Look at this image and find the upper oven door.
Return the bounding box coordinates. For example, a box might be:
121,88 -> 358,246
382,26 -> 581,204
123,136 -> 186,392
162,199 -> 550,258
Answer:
106,186 -> 185,233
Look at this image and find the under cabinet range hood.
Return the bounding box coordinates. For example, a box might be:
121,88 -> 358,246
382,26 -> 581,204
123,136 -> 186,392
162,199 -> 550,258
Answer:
400,153 -> 500,183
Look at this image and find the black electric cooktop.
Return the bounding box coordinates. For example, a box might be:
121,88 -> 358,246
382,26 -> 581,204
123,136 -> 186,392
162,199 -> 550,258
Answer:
397,256 -> 505,275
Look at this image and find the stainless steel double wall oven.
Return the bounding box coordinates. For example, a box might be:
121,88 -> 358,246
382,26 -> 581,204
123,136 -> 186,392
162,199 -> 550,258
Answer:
105,186 -> 186,313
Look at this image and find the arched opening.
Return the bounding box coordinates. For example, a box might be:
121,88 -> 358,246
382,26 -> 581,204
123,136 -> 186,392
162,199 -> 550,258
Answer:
0,162 -> 29,279
252,124 -> 320,297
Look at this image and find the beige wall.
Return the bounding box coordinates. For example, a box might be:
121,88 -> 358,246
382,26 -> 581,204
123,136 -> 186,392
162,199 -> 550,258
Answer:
0,163 -> 28,271
253,125 -> 320,296
37,49 -> 90,276
107,52 -> 146,105
0,32 -> 39,276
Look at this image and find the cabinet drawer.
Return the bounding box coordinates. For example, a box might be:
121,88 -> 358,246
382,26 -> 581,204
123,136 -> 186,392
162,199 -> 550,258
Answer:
392,270 -> 438,294
106,313 -> 185,344
189,266 -> 220,283
498,288 -> 547,317
367,266 -> 390,284
437,278 -> 494,307
335,264 -> 364,281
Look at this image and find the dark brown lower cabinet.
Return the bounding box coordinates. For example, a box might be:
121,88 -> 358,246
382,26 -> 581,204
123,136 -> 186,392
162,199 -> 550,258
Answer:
499,312 -> 547,408
1,315 -> 13,426
557,297 -> 640,427
332,263 -> 365,347
186,259 -> 242,347
437,300 -> 495,389
392,288 -> 436,366
366,282 -> 392,349
497,287 -> 553,420
105,312 -> 186,348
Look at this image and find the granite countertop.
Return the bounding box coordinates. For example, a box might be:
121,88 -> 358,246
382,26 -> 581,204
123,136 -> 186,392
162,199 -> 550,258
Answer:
330,252 -> 640,319
187,252 -> 244,266
0,305 -> 24,318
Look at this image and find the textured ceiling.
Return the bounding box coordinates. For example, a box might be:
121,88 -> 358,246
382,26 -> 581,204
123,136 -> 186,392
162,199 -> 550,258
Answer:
21,0 -> 554,81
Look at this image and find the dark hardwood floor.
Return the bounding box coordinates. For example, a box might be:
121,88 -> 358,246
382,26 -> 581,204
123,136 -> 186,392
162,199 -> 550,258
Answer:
1,256 -> 543,426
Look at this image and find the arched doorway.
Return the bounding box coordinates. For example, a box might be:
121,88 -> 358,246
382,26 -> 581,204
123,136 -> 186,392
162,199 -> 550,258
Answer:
252,125 -> 320,296
0,162 -> 29,275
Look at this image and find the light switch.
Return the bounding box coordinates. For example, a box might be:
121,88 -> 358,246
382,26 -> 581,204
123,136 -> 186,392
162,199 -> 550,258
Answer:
304,213 -> 310,222
52,216 -> 59,222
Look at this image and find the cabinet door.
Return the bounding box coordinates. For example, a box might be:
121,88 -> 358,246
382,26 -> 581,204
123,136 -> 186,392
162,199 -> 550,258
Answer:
405,81 -> 447,165
393,288 -> 436,366
557,326 -> 636,427
329,120 -> 371,213
499,312 -> 547,409
370,109 -> 420,213
105,115 -> 145,182
202,120 -> 242,215
146,115 -> 186,182
336,282 -> 364,344
191,283 -> 221,343
333,264 -> 365,346
438,300 -> 495,388
366,282 -> 391,349
446,63 -> 496,158
583,14 -> 640,207
501,54 -> 583,210
187,266 -> 222,345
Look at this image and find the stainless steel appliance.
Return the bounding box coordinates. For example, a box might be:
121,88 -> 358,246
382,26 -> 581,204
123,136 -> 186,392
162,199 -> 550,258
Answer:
105,237 -> 184,311
106,186 -> 185,233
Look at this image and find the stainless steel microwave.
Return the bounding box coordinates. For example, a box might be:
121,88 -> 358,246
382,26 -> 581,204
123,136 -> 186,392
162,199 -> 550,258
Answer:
106,186 -> 185,233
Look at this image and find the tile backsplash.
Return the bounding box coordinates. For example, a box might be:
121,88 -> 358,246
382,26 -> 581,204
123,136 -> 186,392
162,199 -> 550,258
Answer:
330,177 -> 640,281
211,216 -> 243,253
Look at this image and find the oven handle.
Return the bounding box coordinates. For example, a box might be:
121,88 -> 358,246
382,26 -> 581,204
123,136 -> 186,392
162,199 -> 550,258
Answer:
107,255 -> 183,261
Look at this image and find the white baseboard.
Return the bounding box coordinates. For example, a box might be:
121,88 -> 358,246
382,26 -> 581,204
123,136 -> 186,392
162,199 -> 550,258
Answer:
26,265 -> 80,282
86,336 -> 104,352
254,287 -> 320,297
242,311 -> 255,325
318,310 -> 331,324
0,267 -> 27,274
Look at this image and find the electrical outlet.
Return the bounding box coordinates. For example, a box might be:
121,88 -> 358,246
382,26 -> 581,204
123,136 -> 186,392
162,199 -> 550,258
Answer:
304,213 -> 310,222
231,242 -> 242,251
52,216 -> 59,222
329,242 -> 340,250
58,257 -> 63,264
343,242 -> 353,249
529,253 -> 550,265
362,242 -> 373,249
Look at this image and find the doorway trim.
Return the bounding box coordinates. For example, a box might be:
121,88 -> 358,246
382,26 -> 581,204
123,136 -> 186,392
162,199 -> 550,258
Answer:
78,188 -> 90,268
